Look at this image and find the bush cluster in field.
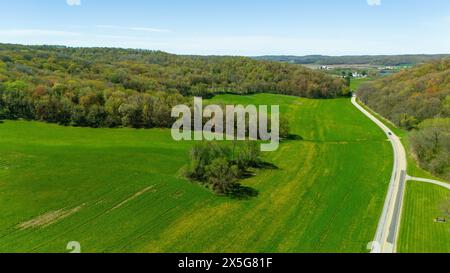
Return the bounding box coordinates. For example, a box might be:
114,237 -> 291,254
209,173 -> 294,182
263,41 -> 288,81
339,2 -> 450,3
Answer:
185,141 -> 264,196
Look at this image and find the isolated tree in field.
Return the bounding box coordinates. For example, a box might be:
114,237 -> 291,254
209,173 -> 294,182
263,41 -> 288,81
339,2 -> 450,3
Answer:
186,141 -> 267,196
186,143 -> 211,181
237,141 -> 261,170
186,142 -> 233,181
279,116 -> 291,139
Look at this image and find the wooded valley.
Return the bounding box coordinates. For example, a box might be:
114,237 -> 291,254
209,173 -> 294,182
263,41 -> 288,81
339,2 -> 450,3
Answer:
0,44 -> 348,128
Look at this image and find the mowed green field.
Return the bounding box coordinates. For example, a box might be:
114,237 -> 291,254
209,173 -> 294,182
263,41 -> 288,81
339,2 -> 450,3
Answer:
398,182 -> 450,253
350,78 -> 371,91
0,94 -> 393,253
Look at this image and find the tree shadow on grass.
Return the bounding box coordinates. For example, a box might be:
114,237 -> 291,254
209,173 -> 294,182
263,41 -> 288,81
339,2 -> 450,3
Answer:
237,162 -> 278,180
282,134 -> 303,142
256,161 -> 279,170
227,160 -> 278,200
239,170 -> 256,179
228,185 -> 259,200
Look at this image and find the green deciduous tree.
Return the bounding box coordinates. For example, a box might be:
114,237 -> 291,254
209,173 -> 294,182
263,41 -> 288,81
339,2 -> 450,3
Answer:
205,158 -> 239,195
410,118 -> 450,180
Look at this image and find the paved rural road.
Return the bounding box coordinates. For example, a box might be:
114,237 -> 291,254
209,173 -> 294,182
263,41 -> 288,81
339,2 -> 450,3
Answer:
351,96 -> 407,253
351,96 -> 450,253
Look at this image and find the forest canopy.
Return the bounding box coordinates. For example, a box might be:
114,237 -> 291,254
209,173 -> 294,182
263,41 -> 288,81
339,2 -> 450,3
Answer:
358,58 -> 450,130
410,118 -> 450,180
0,44 -> 348,128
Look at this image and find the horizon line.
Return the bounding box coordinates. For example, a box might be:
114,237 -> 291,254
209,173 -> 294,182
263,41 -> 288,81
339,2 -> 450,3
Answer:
0,42 -> 449,58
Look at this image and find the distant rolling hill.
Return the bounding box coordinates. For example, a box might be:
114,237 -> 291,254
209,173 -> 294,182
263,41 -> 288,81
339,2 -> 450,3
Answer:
254,54 -> 449,66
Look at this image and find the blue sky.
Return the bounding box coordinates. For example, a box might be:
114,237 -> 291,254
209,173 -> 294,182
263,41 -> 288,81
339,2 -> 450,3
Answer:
0,0 -> 449,56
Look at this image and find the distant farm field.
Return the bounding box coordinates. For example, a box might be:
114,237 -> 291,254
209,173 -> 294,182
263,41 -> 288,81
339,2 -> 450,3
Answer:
0,94 -> 392,253
398,182 -> 450,253
350,78 -> 371,91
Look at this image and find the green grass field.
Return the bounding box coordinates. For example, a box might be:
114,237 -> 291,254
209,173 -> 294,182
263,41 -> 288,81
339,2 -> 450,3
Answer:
398,182 -> 450,253
0,94 -> 393,253
349,78 -> 371,91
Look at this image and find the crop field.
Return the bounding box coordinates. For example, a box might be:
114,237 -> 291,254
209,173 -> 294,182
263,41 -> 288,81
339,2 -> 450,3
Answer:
350,78 -> 371,91
0,94 -> 392,253
398,182 -> 450,253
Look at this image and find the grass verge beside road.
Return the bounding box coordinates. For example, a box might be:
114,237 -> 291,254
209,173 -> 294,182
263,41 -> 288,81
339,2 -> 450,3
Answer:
398,182 -> 450,253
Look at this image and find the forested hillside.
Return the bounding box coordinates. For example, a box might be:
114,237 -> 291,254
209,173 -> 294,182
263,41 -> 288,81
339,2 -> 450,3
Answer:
0,44 -> 347,128
358,58 -> 450,180
358,58 -> 449,129
409,118 -> 450,180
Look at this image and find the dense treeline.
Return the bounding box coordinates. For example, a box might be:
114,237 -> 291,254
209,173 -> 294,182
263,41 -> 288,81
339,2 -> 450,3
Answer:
358,58 -> 450,180
0,44 -> 348,128
255,54 -> 449,66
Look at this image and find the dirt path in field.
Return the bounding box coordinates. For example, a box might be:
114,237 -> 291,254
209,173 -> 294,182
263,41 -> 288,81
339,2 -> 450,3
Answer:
18,204 -> 85,230
110,185 -> 155,211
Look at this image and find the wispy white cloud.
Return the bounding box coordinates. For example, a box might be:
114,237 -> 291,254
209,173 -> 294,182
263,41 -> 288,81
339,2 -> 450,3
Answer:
66,0 -> 81,6
96,25 -> 171,33
367,0 -> 381,6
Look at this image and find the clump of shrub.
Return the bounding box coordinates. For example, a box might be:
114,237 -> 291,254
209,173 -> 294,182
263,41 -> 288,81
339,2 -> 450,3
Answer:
185,141 -> 262,195
205,158 -> 240,195
279,116 -> 291,139
410,118 -> 450,180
